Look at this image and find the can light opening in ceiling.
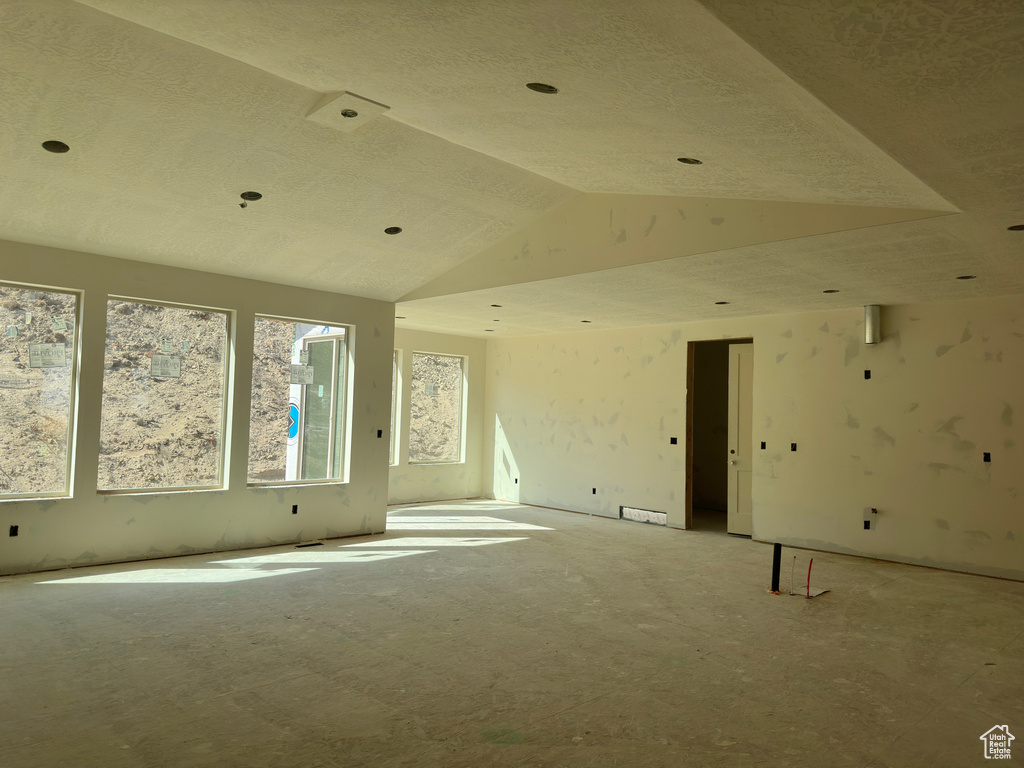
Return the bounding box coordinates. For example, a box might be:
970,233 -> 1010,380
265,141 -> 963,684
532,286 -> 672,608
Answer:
956,275 -> 976,280
384,226 -> 403,235
340,109 -> 358,118
240,191 -> 262,201
581,320 -> 592,323
677,157 -> 702,165
484,329 -> 494,332
1008,224 -> 1024,231
395,316 -> 406,319
42,140 -> 70,153
491,304 -> 502,308
715,301 -> 729,305
526,82 -> 558,94
823,289 -> 840,294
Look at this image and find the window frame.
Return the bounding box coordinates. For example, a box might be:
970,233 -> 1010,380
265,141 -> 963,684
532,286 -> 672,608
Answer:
97,295 -> 233,495
247,315 -> 354,488
390,349 -> 402,466
407,350 -> 467,466
0,280 -> 82,501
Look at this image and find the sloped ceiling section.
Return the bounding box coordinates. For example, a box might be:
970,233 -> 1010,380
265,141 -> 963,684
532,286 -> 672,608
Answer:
1,1 -> 1020,335
402,194 -> 951,300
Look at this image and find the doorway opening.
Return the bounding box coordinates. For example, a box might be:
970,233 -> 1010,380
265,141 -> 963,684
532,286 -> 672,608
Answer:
685,338 -> 753,534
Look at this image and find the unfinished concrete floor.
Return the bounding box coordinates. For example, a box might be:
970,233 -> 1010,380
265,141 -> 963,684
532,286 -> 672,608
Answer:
2,500 -> 1022,767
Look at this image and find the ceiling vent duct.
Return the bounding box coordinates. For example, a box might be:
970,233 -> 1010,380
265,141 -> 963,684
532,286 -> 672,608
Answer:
865,305 -> 881,345
306,91 -> 390,133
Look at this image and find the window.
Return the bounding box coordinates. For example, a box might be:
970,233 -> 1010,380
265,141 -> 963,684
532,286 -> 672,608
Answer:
98,299 -> 229,491
390,349 -> 401,465
248,318 -> 350,484
409,352 -> 464,463
0,282 -> 78,497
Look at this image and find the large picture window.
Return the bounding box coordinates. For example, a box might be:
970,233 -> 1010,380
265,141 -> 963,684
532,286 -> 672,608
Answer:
248,318 -> 350,484
409,352 -> 464,463
0,282 -> 78,497
98,299 -> 229,491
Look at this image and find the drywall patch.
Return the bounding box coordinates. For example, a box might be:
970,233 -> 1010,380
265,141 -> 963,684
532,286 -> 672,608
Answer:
1002,404 -> 1014,427
780,329 -> 793,339
845,411 -> 860,429
873,428 -> 895,448
710,217 -> 725,225
906,402 -> 919,413
644,215 -> 657,237
819,322 -> 829,334
1007,531 -> 1016,541
776,352 -> 787,363
615,228 -> 627,244
844,339 -> 860,365
961,326 -> 973,344
936,344 -> 954,357
936,519 -> 950,530
964,530 -> 992,540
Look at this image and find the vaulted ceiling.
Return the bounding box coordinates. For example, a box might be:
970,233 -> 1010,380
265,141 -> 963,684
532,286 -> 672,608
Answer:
1,1 -> 1021,336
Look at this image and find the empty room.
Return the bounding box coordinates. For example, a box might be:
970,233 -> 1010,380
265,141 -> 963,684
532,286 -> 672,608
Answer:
1,1 -> 1022,766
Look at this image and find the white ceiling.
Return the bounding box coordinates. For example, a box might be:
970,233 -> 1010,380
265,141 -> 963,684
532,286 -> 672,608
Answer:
1,0 -> 1021,337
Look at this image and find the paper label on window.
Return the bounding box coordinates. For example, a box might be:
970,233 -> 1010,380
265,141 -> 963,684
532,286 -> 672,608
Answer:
28,343 -> 67,368
318,384 -> 324,398
150,354 -> 181,378
290,365 -> 314,385
161,339 -> 174,354
51,316 -> 67,332
425,382 -> 439,396
299,350 -> 309,364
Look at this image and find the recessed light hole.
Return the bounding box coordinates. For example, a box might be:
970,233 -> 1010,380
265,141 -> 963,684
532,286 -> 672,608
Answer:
956,275 -> 976,280
677,157 -> 702,165
1008,224 -> 1024,231
823,289 -> 840,294
491,304 -> 502,308
581,320 -> 592,323
526,82 -> 558,94
340,109 -> 358,118
42,140 -> 70,153
240,191 -> 262,201
715,301 -> 729,305
384,226 -> 403,235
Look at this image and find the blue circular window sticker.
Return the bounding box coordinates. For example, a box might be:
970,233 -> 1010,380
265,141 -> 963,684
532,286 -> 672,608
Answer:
288,402 -> 299,441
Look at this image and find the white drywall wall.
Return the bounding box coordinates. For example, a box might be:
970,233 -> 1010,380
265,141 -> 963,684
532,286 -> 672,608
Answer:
0,239 -> 393,575
388,329 -> 486,504
484,295 -> 1024,581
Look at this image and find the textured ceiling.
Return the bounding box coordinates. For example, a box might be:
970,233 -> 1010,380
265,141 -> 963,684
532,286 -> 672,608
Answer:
1,0 -> 1022,335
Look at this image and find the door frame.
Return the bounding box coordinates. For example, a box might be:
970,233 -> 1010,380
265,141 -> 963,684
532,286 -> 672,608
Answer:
684,337 -> 753,530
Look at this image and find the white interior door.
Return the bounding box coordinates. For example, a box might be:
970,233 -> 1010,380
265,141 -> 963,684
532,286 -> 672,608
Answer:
727,344 -> 753,535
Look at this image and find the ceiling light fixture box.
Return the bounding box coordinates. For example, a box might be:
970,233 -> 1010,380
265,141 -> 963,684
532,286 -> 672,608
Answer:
306,91 -> 389,133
